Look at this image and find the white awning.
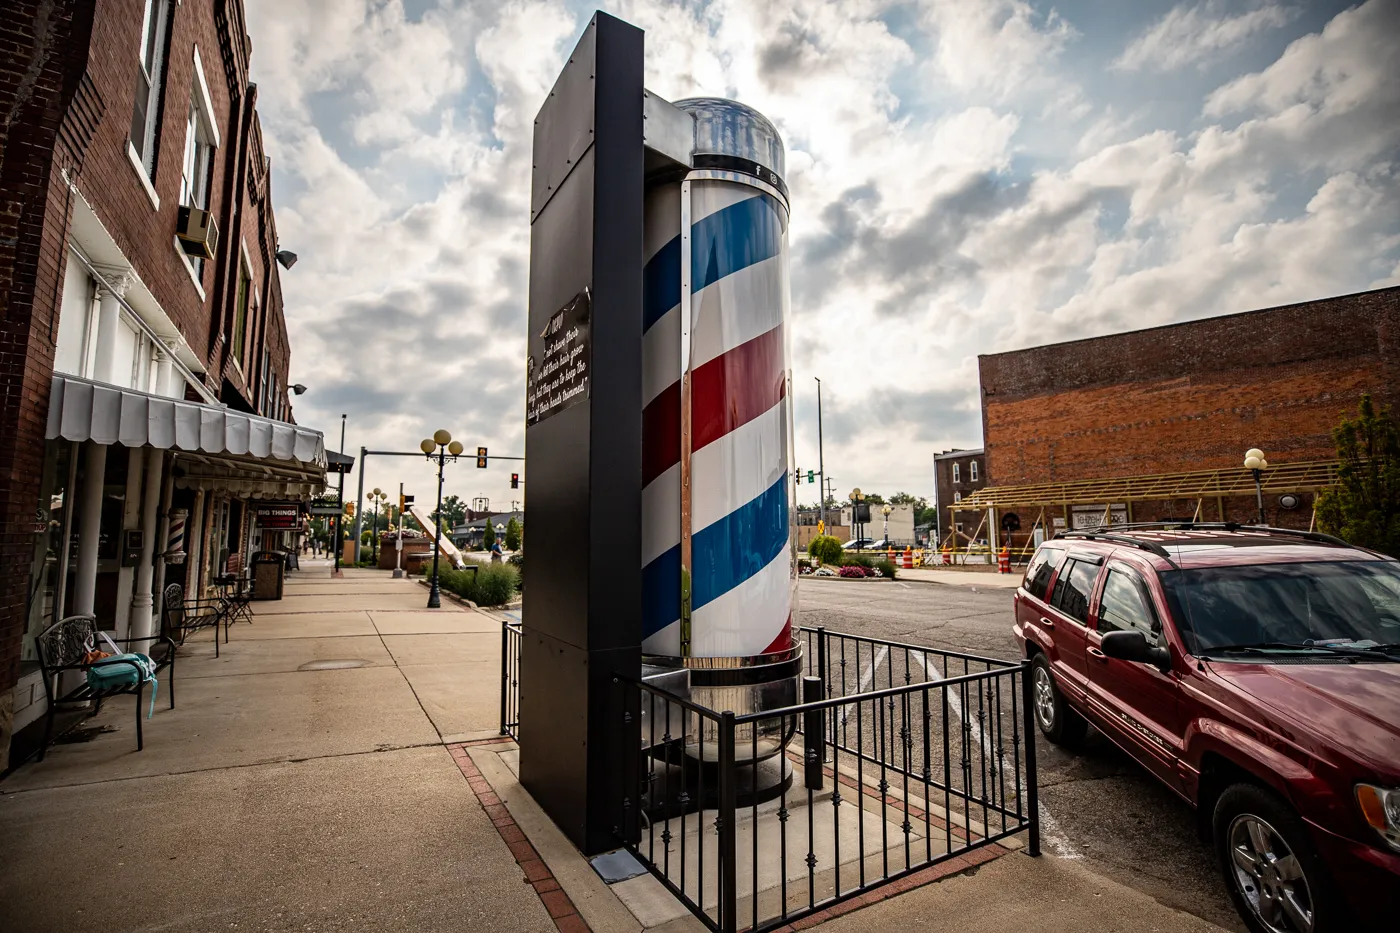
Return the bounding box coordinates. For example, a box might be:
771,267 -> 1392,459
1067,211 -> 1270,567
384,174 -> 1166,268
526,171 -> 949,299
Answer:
46,374 -> 327,469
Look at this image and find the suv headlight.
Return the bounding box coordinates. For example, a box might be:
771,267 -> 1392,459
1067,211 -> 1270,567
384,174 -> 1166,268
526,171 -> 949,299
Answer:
1356,784 -> 1400,852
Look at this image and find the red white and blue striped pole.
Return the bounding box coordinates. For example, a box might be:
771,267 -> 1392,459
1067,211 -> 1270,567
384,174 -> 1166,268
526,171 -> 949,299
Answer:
641,99 -> 795,668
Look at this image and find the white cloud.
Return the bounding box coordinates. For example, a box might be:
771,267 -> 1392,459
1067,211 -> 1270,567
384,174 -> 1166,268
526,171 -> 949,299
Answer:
244,0 -> 1400,505
1114,1 -> 1298,72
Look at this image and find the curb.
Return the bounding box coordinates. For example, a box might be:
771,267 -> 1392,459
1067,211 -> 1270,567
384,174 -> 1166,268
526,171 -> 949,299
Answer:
448,740 -> 593,933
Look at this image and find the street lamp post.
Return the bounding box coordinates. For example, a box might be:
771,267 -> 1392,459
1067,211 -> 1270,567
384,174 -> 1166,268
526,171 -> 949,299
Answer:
850,487 -> 865,546
421,430 -> 464,608
881,503 -> 892,545
1244,448 -> 1269,525
367,488 -> 387,564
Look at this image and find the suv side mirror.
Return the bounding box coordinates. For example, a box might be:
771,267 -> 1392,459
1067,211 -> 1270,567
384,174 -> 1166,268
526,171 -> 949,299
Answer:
1101,630 -> 1172,674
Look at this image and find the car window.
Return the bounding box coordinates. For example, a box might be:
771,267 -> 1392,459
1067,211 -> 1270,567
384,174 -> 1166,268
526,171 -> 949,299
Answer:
1051,558 -> 1100,624
1097,568 -> 1159,642
1023,546 -> 1064,601
1161,560 -> 1400,653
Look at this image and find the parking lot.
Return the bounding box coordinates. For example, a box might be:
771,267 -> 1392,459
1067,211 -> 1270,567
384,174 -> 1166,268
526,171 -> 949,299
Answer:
798,575 -> 1244,932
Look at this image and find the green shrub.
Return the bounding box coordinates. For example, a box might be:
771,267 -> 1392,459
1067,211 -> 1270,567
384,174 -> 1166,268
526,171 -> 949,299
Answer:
425,562 -> 520,606
874,559 -> 898,580
473,563 -> 520,606
841,553 -> 874,569
808,534 -> 843,565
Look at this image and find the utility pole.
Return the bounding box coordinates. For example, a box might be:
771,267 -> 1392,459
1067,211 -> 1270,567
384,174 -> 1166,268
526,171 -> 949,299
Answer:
815,377 -> 826,531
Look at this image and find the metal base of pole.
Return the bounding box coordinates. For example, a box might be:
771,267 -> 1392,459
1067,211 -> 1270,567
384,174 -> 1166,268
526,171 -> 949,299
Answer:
427,578 -> 441,609
392,568 -> 404,579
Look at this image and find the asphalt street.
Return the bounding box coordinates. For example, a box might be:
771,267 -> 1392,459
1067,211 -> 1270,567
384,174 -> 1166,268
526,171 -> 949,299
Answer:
798,575 -> 1244,932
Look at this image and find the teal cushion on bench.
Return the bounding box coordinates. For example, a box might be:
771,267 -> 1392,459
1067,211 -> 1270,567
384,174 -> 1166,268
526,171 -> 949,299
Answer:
87,653 -> 158,717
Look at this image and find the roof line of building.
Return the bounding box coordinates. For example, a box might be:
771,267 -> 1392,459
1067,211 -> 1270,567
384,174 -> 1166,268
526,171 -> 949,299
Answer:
978,284 -> 1399,361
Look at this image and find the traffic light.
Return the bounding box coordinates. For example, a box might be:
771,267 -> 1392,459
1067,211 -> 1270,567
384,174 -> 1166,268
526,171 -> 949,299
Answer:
399,493 -> 414,511
796,467 -> 801,484
476,446 -> 488,468
510,473 -> 519,489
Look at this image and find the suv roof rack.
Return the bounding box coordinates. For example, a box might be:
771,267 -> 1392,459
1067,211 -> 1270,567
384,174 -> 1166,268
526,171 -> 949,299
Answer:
1052,522 -> 1350,555
1053,530 -> 1174,561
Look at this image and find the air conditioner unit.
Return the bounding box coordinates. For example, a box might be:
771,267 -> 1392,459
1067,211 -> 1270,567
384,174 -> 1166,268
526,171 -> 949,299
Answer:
177,205 -> 219,260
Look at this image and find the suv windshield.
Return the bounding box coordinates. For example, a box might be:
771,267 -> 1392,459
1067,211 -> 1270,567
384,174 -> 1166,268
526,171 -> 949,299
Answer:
1161,560 -> 1400,656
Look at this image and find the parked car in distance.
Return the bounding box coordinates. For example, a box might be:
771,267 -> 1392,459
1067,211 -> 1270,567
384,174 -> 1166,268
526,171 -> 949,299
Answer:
1012,524 -> 1400,933
841,538 -> 875,550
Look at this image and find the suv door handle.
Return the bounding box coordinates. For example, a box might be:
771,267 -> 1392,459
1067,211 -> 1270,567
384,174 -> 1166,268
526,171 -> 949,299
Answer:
1039,617 -> 1055,630
1088,647 -> 1107,662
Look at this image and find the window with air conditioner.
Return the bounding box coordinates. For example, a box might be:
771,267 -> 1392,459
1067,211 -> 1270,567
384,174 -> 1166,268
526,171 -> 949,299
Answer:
176,49 -> 220,272
129,0 -> 171,178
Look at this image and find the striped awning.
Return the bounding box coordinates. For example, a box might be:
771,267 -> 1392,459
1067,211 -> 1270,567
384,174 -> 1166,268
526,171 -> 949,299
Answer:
46,374 -> 326,468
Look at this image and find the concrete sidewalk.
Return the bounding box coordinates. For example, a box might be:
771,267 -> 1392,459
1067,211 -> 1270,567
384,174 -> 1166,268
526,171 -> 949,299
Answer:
0,563 -> 553,932
896,566 -> 1022,588
0,563 -> 1230,933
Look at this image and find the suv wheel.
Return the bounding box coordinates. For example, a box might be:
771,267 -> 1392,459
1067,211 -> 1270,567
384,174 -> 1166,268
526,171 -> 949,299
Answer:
1030,653 -> 1086,746
1213,783 -> 1337,933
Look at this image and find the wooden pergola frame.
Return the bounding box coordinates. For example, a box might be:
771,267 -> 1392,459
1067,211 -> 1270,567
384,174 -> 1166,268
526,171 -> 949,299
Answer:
940,460 -> 1341,560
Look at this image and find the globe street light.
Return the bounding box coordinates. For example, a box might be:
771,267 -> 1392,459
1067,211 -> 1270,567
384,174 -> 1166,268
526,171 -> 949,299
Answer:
421,431 -> 465,608
881,502 -> 892,545
850,487 -> 864,547
367,488 -> 388,564
1244,448 -> 1269,525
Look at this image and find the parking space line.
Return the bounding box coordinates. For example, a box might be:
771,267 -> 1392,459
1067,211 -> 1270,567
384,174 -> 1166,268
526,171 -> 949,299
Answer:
911,650 -> 1080,860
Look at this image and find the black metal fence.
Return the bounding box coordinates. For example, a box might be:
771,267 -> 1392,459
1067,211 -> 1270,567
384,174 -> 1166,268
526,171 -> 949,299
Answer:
612,627 -> 1039,933
500,619 -> 522,739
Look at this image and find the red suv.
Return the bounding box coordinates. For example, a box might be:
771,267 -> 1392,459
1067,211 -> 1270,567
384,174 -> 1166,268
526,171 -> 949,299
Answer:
1012,525 -> 1400,933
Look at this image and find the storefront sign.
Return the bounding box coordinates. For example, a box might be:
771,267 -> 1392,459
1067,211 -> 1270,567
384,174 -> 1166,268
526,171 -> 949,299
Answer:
309,495 -> 341,516
255,504 -> 301,529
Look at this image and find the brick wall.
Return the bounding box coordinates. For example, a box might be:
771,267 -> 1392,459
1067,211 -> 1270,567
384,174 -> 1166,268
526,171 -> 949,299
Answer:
0,0 -> 95,768
933,450 -> 986,543
979,288 -> 1400,487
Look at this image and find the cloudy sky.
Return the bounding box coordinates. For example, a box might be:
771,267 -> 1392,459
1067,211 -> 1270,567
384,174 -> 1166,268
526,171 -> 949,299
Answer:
245,0 -> 1399,511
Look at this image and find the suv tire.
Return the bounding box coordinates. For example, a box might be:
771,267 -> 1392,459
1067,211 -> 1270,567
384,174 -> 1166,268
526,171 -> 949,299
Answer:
1030,653 -> 1087,746
1213,783 -> 1339,933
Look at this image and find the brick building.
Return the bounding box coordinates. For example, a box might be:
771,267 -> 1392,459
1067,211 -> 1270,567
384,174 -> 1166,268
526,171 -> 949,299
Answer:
1,0 -> 325,770
964,287 -> 1399,552
932,448 -> 986,546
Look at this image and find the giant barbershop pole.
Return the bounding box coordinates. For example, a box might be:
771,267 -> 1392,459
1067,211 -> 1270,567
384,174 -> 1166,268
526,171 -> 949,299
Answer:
520,11 -> 797,855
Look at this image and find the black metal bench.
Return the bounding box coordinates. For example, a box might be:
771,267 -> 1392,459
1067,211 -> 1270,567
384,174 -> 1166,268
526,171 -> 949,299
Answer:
35,614 -> 176,759
163,582 -> 234,656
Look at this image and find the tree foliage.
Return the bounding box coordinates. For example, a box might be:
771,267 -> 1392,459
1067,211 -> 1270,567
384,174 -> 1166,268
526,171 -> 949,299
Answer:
430,494 -> 468,529
1315,395 -> 1400,557
483,520 -> 498,549
504,517 -> 521,551
808,534 -> 844,565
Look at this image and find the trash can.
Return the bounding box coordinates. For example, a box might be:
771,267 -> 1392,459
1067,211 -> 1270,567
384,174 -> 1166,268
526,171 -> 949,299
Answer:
252,550 -> 286,600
